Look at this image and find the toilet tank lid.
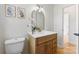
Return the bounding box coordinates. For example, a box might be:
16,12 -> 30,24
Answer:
5,38 -> 25,44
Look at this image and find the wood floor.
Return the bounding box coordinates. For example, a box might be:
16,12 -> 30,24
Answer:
57,43 -> 76,54
57,36 -> 76,54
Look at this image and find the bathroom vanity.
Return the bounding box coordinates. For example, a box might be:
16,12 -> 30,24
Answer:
28,30 -> 57,54
29,5 -> 57,54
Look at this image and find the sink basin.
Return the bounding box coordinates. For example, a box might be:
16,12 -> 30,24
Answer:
28,30 -> 57,38
32,30 -> 41,34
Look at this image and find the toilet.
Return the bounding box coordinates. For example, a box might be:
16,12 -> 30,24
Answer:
5,38 -> 25,54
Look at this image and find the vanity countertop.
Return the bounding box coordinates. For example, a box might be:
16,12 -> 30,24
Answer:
28,30 -> 57,38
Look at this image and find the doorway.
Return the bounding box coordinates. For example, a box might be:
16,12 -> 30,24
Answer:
63,5 -> 78,54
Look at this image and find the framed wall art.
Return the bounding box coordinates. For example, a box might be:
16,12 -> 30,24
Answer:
5,4 -> 16,17
16,7 -> 25,19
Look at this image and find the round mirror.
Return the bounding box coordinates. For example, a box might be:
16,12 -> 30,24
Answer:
31,8 -> 45,31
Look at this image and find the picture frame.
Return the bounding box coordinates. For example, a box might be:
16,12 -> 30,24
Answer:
16,7 -> 25,19
5,4 -> 16,17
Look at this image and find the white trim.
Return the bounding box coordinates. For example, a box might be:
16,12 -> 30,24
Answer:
76,4 -> 78,54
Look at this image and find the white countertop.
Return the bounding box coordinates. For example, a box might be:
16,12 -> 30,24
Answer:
28,30 -> 57,38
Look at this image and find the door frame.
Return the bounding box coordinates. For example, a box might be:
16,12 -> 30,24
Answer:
62,4 -> 78,54
63,13 -> 70,46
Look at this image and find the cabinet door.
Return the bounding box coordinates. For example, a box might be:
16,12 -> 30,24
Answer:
53,38 -> 57,54
45,40 -> 53,54
45,40 -> 57,54
36,43 -> 46,54
36,40 -> 56,54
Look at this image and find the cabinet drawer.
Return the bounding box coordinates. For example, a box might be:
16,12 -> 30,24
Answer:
36,34 -> 57,45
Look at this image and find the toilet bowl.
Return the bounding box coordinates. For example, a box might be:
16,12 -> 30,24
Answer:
5,38 -> 25,54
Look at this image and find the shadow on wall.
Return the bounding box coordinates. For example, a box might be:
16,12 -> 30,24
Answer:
22,38 -> 29,54
0,17 -> 7,54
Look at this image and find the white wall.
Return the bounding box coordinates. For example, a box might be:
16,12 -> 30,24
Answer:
64,13 -> 69,36
0,17 -> 5,53
5,4 -> 36,39
52,4 -> 71,48
40,4 -> 54,31
0,4 -> 6,53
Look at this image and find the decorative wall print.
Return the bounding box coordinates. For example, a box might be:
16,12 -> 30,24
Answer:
5,5 -> 16,17
16,7 -> 25,18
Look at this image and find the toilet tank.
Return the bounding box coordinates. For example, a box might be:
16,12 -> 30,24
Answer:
5,38 -> 25,54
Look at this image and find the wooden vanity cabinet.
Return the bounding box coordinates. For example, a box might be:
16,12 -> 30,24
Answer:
29,34 -> 57,54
